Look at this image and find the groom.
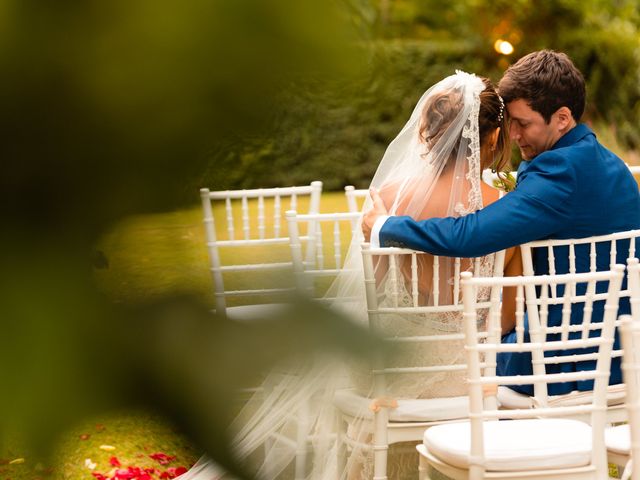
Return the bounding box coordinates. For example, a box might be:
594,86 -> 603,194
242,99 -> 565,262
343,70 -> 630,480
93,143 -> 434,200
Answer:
362,50 -> 640,395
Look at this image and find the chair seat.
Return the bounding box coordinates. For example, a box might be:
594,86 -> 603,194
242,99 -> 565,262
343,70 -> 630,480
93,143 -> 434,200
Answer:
223,303 -> 290,322
497,383 -> 626,409
605,424 -> 630,455
334,389 -> 468,423
423,418 -> 592,471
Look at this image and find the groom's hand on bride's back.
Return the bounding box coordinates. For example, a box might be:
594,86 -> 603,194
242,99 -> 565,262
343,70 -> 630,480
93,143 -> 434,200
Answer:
362,188 -> 389,241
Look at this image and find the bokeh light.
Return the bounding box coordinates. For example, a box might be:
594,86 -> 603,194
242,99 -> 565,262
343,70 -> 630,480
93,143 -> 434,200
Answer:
494,39 -> 514,55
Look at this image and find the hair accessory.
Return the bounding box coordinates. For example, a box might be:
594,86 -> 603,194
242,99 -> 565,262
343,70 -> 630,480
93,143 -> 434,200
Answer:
497,95 -> 505,123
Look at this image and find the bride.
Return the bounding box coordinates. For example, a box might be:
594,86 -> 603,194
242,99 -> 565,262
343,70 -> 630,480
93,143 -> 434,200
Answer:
179,71 -> 521,479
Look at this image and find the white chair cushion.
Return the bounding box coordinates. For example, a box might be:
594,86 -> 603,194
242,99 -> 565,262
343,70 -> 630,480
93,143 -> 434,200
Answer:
334,389 -> 468,422
605,424 -> 630,455
224,303 -> 290,322
423,418 -> 592,471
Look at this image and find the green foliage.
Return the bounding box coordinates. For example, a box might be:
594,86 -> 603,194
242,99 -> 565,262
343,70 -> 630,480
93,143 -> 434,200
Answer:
203,37 -> 496,191
201,0 -> 640,191
0,2 -> 382,475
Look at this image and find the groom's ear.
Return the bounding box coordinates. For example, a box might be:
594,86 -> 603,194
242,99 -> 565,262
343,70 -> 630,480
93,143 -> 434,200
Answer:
555,106 -> 574,132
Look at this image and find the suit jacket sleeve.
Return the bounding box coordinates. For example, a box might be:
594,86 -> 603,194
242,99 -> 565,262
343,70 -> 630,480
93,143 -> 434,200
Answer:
379,152 -> 577,257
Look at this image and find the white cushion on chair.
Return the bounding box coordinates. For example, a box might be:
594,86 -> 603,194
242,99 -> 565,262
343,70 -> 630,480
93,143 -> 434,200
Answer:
605,424 -> 630,455
334,389 -> 468,422
224,303 -> 290,322
423,418 -> 592,471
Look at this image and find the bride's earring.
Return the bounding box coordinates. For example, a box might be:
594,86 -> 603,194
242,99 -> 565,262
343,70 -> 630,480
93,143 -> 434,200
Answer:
490,144 -> 498,173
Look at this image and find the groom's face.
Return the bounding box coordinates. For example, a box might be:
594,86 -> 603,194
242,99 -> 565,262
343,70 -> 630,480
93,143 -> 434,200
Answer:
507,99 -> 564,160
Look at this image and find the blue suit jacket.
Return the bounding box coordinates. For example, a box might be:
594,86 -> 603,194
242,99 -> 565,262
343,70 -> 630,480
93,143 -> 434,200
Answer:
379,124 -> 640,395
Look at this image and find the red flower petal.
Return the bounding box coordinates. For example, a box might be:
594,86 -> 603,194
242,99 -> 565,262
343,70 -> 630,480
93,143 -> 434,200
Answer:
160,466 -> 188,479
109,457 -> 121,467
91,473 -> 107,480
149,453 -> 176,466
114,468 -> 136,479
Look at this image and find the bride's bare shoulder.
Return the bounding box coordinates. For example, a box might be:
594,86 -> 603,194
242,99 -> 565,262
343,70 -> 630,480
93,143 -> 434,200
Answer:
378,178 -> 406,207
481,180 -> 500,205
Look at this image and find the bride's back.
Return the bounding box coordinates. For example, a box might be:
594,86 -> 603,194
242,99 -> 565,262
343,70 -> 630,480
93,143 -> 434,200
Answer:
378,171 -> 500,306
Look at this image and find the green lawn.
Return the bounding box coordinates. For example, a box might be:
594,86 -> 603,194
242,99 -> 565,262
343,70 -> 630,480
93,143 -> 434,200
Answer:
94,191 -> 356,306
1,192 -> 355,480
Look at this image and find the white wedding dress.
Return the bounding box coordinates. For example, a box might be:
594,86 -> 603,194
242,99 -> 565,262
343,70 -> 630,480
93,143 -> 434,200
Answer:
177,71 -> 502,480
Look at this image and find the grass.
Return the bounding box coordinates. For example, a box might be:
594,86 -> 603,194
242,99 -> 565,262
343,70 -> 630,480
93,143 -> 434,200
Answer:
0,192 -> 354,480
94,191 -> 356,306
54,410 -> 199,480
0,410 -> 199,480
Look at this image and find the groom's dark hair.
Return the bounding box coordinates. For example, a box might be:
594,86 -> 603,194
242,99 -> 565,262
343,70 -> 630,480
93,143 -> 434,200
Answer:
498,50 -> 585,123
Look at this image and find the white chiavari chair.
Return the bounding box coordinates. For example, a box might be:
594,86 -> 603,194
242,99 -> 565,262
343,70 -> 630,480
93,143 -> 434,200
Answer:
606,260 -> 640,479
498,230 -> 640,423
250,209 -> 362,480
333,243 -> 506,480
285,210 -> 362,302
199,181 -> 322,320
418,266 -> 625,480
344,185 -> 368,214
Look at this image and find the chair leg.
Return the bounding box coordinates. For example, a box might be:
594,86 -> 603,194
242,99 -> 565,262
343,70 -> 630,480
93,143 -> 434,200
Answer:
621,458 -> 633,480
336,416 -> 347,475
418,450 -> 428,480
372,409 -> 389,480
294,401 -> 310,480
372,444 -> 388,480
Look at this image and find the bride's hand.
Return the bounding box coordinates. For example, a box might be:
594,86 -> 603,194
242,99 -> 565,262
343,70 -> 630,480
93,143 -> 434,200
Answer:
362,188 -> 388,242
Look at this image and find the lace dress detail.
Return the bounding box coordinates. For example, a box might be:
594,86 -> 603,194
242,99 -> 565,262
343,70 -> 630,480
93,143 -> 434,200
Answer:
353,253 -> 495,400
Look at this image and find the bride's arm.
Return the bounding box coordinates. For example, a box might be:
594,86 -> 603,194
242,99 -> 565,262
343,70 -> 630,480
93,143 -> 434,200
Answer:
500,246 -> 522,335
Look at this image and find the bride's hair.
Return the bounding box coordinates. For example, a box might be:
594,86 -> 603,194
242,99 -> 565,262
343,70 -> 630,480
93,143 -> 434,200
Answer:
419,76 -> 510,173
479,77 -> 510,172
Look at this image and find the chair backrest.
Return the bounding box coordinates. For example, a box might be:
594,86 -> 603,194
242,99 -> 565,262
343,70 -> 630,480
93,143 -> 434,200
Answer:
285,209 -> 362,301
520,229 -> 640,364
200,181 -> 323,314
360,243 -> 506,402
619,311 -> 640,480
461,266 -> 625,478
344,186 -> 368,214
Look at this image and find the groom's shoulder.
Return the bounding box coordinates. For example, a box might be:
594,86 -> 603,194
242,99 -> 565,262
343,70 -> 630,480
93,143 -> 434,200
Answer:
528,148 -> 575,172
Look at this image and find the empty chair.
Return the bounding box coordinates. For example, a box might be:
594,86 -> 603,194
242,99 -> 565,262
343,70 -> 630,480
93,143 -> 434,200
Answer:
333,243 -> 506,480
285,210 -> 362,302
418,266 -> 625,480
247,210 -> 362,479
200,181 -> 322,319
498,229 -> 640,421
344,185 -> 368,213
606,260 -> 640,480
